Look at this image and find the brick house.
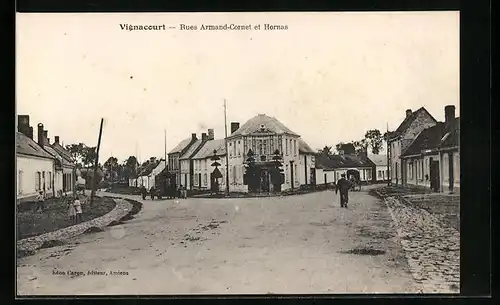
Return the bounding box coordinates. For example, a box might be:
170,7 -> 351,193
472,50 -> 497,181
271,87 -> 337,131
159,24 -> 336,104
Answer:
387,107 -> 437,185
401,105 -> 460,193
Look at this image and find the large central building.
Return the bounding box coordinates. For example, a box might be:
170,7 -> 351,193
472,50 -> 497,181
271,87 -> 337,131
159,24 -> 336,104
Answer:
168,113 -> 316,194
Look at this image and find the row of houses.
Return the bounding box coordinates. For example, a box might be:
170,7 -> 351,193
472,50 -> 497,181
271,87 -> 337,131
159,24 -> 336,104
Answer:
130,113 -> 389,193
16,115 -> 77,202
387,105 -> 460,193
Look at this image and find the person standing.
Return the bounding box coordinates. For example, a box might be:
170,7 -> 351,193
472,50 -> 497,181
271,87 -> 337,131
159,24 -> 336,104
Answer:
335,174 -> 352,208
68,196 -> 76,223
73,196 -> 83,223
140,185 -> 147,200
36,191 -> 45,212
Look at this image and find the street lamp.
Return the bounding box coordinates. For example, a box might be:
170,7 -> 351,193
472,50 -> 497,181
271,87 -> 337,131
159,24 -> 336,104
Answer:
210,149 -> 222,195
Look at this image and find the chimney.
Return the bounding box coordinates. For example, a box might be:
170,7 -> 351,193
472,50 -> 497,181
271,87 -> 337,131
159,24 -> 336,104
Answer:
202,133 -> 208,142
191,133 -> 197,141
445,105 -> 456,126
43,130 -> 49,145
37,123 -> 44,147
207,129 -> 214,140
54,136 -> 60,144
17,115 -> 30,136
230,122 -> 240,134
405,109 -> 412,118
28,127 -> 34,140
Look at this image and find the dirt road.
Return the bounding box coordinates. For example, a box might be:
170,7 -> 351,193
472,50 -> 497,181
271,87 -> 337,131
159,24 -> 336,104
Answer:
17,188 -> 420,295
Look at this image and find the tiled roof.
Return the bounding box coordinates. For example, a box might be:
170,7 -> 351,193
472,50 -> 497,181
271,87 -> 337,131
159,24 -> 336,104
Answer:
179,140 -> 203,160
51,142 -> 75,163
169,138 -> 193,154
402,117 -> 459,156
368,154 -> 388,167
230,114 -> 299,137
298,138 -> 315,154
138,160 -> 160,176
16,132 -> 54,159
192,139 -> 226,159
390,107 -> 436,140
440,118 -> 460,148
315,153 -> 375,170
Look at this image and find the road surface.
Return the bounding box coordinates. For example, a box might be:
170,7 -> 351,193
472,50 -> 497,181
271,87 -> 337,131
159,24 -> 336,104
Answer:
17,187 -> 420,295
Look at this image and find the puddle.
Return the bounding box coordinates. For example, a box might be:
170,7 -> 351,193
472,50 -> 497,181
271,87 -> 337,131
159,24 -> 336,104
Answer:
341,247 -> 386,256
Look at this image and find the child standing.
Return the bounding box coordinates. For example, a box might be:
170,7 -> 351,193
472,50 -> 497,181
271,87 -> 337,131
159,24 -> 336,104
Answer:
68,196 -> 76,223
73,196 -> 83,223
36,191 -> 45,212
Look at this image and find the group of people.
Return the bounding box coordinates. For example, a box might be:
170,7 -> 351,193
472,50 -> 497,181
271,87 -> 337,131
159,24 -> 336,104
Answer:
35,190 -> 85,223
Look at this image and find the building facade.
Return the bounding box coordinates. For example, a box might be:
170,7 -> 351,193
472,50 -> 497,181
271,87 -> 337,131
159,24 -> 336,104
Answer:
401,105 -> 459,193
387,107 -> 437,185
368,154 -> 389,182
315,152 -> 376,185
167,134 -> 198,187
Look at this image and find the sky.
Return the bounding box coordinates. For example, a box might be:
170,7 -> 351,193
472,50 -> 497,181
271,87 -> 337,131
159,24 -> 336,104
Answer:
16,12 -> 459,163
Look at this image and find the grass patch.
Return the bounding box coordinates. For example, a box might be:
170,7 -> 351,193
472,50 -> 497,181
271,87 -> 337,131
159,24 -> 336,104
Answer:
341,247 -> 386,256
16,196 -> 116,240
121,199 -> 143,222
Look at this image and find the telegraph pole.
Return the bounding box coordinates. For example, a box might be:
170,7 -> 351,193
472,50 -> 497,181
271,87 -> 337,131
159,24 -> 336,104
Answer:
224,99 -> 230,195
386,122 -> 391,186
90,118 -> 104,206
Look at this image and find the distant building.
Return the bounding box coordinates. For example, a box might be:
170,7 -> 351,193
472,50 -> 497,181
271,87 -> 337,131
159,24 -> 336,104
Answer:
167,134 -> 199,187
387,107 -> 437,185
368,154 -> 389,182
169,114 -> 316,193
401,105 -> 460,193
315,151 -> 376,185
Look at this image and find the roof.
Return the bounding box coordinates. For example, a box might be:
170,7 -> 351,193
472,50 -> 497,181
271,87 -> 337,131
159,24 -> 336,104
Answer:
169,138 -> 193,154
192,139 -> 226,159
230,114 -> 299,137
179,140 -> 203,160
138,160 -> 160,176
315,153 -> 375,170
440,117 -> 460,148
368,154 -> 388,167
390,107 -> 436,140
298,138 -> 315,154
402,117 -> 459,157
16,132 -> 54,159
51,142 -> 75,163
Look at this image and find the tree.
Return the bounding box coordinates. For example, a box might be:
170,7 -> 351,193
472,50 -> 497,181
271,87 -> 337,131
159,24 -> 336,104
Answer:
352,139 -> 368,154
364,129 -> 384,154
103,156 -> 119,181
122,156 -> 139,180
320,146 -> 333,156
82,146 -> 97,168
335,142 -> 345,153
65,143 -> 86,165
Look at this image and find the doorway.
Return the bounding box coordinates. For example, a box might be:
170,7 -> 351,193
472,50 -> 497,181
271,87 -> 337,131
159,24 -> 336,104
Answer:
260,168 -> 270,192
430,158 -> 440,192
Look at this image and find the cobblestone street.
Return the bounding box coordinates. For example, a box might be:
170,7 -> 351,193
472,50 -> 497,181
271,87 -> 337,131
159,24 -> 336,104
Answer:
375,188 -> 460,293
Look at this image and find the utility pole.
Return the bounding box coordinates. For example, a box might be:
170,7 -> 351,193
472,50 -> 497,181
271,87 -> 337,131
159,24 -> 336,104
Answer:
90,118 -> 104,206
224,99 -> 230,196
164,129 -> 167,168
386,122 -> 391,186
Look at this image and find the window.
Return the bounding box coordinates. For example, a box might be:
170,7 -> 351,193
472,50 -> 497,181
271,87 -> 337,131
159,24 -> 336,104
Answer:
285,164 -> 289,183
204,159 -> 207,170
232,165 -> 237,184
233,141 -> 237,156
278,136 -> 283,153
285,139 -> 288,155
378,170 -> 382,178
35,171 -> 41,191
294,164 -> 297,180
18,170 -> 23,194
259,140 -> 263,155
48,172 -> 52,189
263,140 -> 267,156
237,140 -> 241,156
229,142 -> 232,156
367,169 -> 372,180
294,140 -> 297,155
204,173 -> 207,186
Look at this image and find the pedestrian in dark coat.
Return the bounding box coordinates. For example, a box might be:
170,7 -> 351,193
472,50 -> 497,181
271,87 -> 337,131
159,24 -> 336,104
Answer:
140,185 -> 147,200
335,174 -> 352,208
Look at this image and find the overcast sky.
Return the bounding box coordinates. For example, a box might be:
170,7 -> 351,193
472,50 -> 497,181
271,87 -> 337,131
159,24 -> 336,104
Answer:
17,12 -> 459,163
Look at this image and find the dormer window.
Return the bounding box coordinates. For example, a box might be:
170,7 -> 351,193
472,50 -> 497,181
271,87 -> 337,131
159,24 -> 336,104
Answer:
259,124 -> 266,130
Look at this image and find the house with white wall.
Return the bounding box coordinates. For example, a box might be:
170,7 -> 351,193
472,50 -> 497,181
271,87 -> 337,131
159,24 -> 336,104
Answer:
148,159 -> 167,189
179,133 -> 209,190
400,105 -> 459,193
17,115 -> 59,202
315,150 -> 376,185
191,138 -> 227,191
368,154 -> 389,182
298,138 -> 317,186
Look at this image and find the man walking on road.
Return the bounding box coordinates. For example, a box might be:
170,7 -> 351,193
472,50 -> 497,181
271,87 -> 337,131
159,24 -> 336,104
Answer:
335,174 -> 352,208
